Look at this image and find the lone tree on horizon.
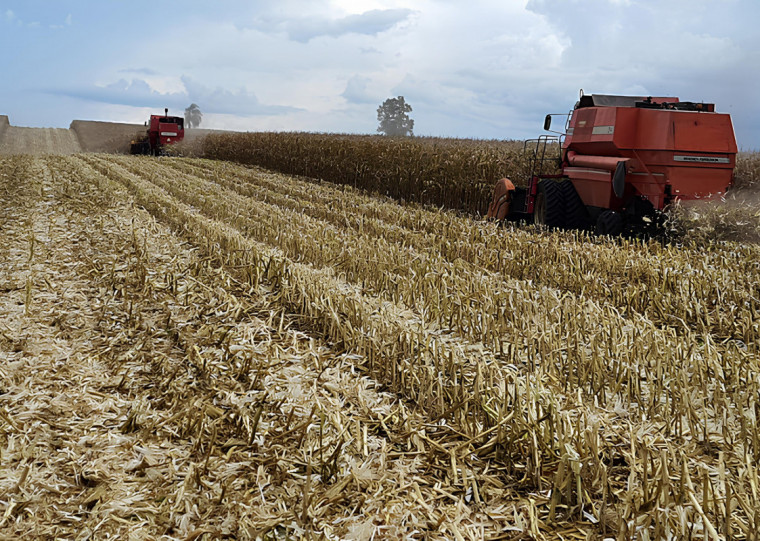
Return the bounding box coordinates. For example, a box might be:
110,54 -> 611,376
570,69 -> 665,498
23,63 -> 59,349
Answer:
377,96 -> 414,136
184,103 -> 202,128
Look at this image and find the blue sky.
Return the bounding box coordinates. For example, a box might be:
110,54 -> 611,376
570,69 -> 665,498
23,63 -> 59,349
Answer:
1,0 -> 758,147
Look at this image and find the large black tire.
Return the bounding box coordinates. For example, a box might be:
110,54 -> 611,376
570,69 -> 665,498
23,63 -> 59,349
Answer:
534,179 -> 565,228
559,180 -> 589,229
595,210 -> 624,236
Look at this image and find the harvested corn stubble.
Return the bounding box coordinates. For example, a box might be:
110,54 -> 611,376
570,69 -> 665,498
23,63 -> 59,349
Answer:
1,152 -> 759,540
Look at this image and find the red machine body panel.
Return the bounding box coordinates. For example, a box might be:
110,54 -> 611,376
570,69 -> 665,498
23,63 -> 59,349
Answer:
129,108 -> 186,155
562,95 -> 737,211
148,114 -> 185,150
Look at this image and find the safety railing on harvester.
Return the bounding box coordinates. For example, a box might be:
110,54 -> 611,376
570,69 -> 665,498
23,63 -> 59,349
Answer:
523,134 -> 564,180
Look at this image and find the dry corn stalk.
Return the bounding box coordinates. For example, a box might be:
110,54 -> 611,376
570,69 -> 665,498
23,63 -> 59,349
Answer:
19,152 -> 760,539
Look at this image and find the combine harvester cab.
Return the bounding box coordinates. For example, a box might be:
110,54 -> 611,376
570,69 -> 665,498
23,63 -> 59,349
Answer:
130,108 -> 185,156
489,91 -> 738,235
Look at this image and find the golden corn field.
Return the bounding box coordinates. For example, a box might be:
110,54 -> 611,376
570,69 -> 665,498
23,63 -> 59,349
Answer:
3,150 -> 760,540
201,133 -> 533,215
201,131 -> 760,217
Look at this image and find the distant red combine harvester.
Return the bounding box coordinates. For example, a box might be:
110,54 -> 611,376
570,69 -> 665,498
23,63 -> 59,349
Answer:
488,91 -> 738,234
130,108 -> 185,155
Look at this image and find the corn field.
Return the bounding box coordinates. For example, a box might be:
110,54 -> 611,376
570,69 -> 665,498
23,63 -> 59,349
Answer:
201,131 -> 760,217
201,133 -> 537,215
2,152 -> 760,540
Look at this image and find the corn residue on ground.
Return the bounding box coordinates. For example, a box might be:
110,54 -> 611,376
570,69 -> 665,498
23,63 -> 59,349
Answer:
0,156 -> 530,539
1,154 -> 760,539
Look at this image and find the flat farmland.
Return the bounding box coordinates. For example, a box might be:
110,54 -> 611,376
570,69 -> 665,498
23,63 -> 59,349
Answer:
0,126 -> 81,155
70,120 -> 218,154
0,118 -> 216,155
1,151 -> 760,539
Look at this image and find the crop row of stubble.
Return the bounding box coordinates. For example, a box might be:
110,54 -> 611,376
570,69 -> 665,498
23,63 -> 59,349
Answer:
75,154 -> 614,531
44,155 -> 528,539
81,154 -> 760,537
77,155 -> 553,456
166,157 -> 760,349
108,154 -> 760,426
201,132 -> 532,215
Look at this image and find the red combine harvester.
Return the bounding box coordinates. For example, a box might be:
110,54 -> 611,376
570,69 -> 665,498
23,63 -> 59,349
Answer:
130,108 -> 185,155
487,91 -> 738,234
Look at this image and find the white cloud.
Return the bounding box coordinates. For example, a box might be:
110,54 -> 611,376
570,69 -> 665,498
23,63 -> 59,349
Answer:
3,0 -> 758,145
181,76 -> 299,116
48,76 -> 298,119
250,8 -> 414,42
99,0 -> 755,140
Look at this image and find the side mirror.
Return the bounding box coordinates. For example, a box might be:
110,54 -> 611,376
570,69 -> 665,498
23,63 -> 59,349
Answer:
543,114 -> 552,131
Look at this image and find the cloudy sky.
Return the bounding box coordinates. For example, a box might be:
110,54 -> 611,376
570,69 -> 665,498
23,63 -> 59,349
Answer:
1,0 -> 758,147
